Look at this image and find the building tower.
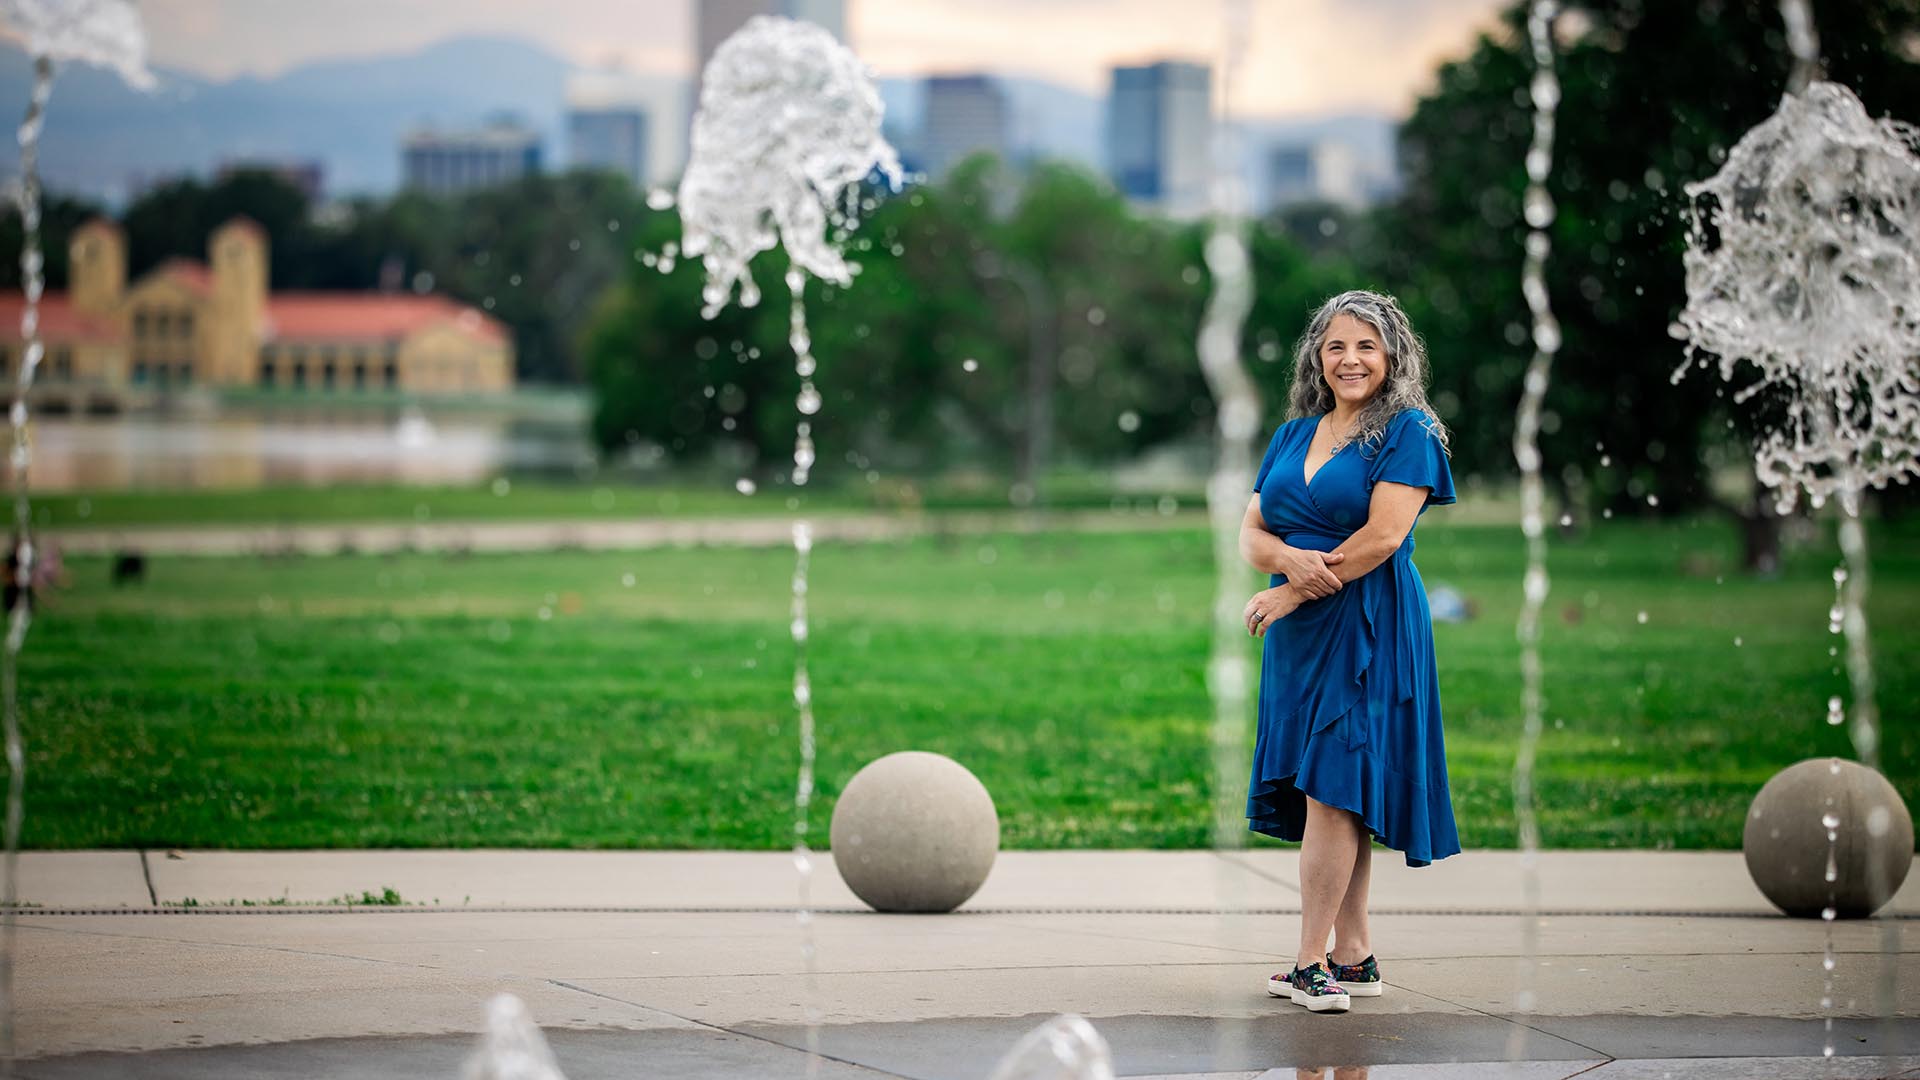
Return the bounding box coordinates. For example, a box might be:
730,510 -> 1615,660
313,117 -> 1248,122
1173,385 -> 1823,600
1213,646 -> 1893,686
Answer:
209,218 -> 267,385
1105,60 -> 1213,219
921,75 -> 1010,180
68,219 -> 126,317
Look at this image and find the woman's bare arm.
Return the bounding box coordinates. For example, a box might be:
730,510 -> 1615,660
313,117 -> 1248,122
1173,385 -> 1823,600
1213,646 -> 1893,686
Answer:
1244,481 -> 1430,634
1238,495 -> 1290,574
1239,495 -> 1344,597
1325,481 -> 1429,583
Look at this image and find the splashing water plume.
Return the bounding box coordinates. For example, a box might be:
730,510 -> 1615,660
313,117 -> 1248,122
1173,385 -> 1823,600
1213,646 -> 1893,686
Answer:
1509,0 -> 1560,1054
677,16 -> 900,318
1199,0 -> 1259,852
1674,82 -> 1920,524
0,1 -> 151,88
0,2 -> 149,1072
985,1014 -> 1114,1080
463,994 -> 567,1080
1197,0 -> 1257,1066
677,16 -> 898,1073
1674,5 -> 1919,1053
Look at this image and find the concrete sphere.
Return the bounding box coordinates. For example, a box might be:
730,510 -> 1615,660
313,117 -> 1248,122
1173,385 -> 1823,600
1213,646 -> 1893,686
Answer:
829,751 -> 999,913
1743,758 -> 1914,918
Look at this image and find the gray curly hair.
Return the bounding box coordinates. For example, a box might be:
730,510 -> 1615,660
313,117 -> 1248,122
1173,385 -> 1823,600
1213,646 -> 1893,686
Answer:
1286,289 -> 1449,453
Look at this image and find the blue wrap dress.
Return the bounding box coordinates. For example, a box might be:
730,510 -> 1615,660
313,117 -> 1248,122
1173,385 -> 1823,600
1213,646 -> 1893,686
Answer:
1247,407 -> 1461,867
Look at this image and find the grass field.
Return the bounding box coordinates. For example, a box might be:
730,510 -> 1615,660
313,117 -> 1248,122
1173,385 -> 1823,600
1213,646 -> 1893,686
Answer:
20,512 -> 1918,852
31,475 -> 1206,531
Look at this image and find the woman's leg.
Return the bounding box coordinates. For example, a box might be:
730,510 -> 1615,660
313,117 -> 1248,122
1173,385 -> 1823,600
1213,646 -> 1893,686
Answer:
1295,796 -> 1363,970
1330,836 -> 1373,965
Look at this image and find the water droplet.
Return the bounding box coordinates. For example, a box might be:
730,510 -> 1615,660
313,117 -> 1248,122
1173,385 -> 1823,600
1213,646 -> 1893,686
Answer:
1867,806 -> 1891,836
961,358 -> 978,373
1636,611 -> 1649,624
1827,696 -> 1844,725
1821,906 -> 1837,921
735,477 -> 757,495
796,386 -> 822,415
1524,186 -> 1555,228
1117,410 -> 1141,433
1822,812 -> 1841,828
621,573 -> 635,588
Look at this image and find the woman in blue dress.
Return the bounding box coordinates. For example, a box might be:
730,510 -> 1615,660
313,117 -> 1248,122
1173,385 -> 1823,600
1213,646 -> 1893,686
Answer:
1238,290 -> 1460,1013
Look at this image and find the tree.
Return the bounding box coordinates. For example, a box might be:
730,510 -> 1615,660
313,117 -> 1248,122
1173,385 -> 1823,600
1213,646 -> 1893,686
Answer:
1382,0 -> 1920,542
0,192 -> 104,289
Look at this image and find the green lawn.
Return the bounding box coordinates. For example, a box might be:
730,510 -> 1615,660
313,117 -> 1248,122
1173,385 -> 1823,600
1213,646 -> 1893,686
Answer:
20,514 -> 1917,851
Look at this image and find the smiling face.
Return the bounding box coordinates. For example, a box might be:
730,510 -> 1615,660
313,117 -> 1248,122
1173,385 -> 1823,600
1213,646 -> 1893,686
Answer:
1319,312 -> 1388,411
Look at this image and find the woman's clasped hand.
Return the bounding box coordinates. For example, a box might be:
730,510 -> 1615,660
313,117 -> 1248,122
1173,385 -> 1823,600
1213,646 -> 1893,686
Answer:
1243,547 -> 1343,637
1274,546 -> 1344,598
1243,585 -> 1296,638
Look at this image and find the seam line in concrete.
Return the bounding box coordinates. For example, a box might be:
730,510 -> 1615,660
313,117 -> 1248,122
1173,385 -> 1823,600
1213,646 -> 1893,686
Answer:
7,918 -> 454,972
137,850 -> 157,906
1558,1059 -> 1617,1079
1363,978 -> 1616,1061
1214,851 -> 1304,896
546,979 -> 914,1079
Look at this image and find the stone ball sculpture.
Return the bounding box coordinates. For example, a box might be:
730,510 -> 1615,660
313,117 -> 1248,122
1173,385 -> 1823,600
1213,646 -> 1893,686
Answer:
1743,758 -> 1914,918
829,751 -> 999,913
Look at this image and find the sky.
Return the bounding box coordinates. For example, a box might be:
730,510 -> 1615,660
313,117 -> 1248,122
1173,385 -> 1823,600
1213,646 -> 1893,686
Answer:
139,0 -> 1512,118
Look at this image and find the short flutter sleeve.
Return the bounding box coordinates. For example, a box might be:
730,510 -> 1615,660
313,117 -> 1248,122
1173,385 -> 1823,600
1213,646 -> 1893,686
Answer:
1366,410 -> 1455,507
1252,423 -> 1286,494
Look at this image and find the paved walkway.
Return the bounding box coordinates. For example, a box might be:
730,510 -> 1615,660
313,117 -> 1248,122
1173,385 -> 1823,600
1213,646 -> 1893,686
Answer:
12,850 -> 1919,1078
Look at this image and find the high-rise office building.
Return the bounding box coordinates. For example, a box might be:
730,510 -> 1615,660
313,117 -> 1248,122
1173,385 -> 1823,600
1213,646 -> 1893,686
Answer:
920,75 -> 1010,180
569,107 -> 647,187
572,69 -> 687,186
1266,139 -> 1363,211
1105,61 -> 1212,218
567,72 -> 650,189
401,118 -> 542,195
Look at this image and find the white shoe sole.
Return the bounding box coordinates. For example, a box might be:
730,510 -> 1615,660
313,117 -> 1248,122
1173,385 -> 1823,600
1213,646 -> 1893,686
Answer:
1266,977 -> 1351,1012
1291,987 -> 1351,1012
1341,981 -> 1384,997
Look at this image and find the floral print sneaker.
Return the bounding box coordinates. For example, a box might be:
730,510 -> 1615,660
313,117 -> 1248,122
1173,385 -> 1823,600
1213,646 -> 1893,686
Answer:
1266,962 -> 1351,1012
1326,953 -> 1383,997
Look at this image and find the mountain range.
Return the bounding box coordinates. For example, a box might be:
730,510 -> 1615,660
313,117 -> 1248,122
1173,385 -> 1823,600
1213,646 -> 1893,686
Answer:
0,34 -> 1397,210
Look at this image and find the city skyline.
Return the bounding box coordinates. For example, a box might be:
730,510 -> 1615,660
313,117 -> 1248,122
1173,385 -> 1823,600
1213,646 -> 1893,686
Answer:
139,0 -> 1509,120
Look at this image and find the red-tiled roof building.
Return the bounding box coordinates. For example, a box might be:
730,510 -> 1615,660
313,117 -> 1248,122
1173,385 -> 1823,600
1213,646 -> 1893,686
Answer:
0,216 -> 514,405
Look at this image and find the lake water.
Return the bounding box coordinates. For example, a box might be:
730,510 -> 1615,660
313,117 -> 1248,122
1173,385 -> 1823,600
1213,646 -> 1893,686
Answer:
26,402 -> 598,491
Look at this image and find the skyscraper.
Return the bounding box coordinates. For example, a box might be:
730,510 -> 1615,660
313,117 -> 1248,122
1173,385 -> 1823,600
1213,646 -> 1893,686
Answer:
572,69 -> 687,186
1105,61 -> 1212,218
1265,139 -> 1364,211
401,118 -> 542,195
569,108 -> 647,187
920,75 -> 1010,180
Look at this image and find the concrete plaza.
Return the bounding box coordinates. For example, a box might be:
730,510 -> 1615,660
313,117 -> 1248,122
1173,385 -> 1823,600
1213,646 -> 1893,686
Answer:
9,849 -> 1919,1078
